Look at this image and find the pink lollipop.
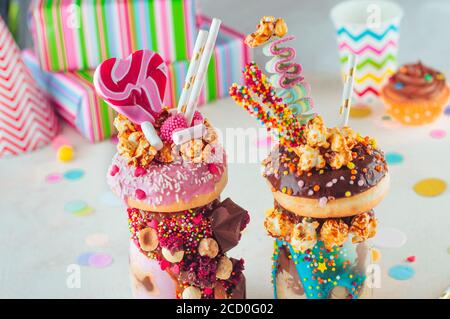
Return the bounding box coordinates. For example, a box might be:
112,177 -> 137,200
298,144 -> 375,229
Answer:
94,49 -> 167,124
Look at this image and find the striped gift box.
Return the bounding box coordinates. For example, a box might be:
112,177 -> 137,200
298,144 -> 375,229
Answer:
23,18 -> 251,143
29,0 -> 197,72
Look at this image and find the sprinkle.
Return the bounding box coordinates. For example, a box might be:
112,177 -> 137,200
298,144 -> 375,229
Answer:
345,191 -> 351,197
332,178 -> 338,184
347,162 -> 355,170
424,73 -> 433,82
298,180 -> 304,188
134,166 -> 146,177
357,180 -> 365,186
313,185 -> 320,192
135,189 -> 147,200
326,182 -> 333,187
318,197 -> 327,207
308,190 -> 314,196
394,82 -> 404,89
110,165 -> 120,176
282,187 -> 287,193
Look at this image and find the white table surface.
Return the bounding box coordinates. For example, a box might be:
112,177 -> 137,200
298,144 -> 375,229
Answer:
1,74 -> 449,299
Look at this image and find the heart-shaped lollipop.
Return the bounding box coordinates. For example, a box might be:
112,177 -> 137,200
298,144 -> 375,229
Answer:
94,49 -> 167,124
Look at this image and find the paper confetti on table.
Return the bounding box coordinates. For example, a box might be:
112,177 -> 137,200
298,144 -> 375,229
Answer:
371,227 -> 407,248
45,173 -> 62,183
76,252 -> 95,266
63,169 -> 85,181
65,200 -> 94,216
430,129 -> 447,139
73,207 -> 94,217
371,248 -> 381,263
350,106 -> 372,118
386,152 -> 404,165
88,253 -> 113,268
444,105 -> 450,116
388,265 -> 415,281
85,233 -> 109,247
405,256 -> 416,263
413,178 -> 447,197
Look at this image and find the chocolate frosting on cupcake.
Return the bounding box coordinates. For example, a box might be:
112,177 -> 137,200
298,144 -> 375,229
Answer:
263,143 -> 387,200
384,62 -> 447,100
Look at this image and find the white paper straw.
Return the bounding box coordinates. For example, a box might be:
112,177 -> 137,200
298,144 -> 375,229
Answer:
177,30 -> 209,113
340,54 -> 357,127
184,18 -> 222,125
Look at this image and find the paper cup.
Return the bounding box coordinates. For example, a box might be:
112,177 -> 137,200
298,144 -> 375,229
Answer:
331,1 -> 403,107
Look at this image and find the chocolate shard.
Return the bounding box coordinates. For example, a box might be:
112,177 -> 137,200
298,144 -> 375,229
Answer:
211,198 -> 250,253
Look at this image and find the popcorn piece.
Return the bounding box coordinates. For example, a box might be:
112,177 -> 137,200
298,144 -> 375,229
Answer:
180,139 -> 204,163
290,219 -> 319,253
182,286 -> 202,299
305,116 -> 329,148
138,227 -> 159,252
245,16 -> 287,48
264,208 -> 293,239
296,145 -> 326,171
320,219 -> 349,250
161,248 -> 184,263
350,212 -> 377,243
325,151 -> 351,170
216,256 -> 233,280
155,143 -> 174,163
198,238 -> 219,258
203,120 -> 219,144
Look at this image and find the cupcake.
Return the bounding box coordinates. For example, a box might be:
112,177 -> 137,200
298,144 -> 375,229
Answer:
381,62 -> 449,125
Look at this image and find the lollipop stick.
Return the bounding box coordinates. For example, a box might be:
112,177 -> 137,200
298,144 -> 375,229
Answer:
184,18 -> 222,125
177,30 -> 209,113
339,54 -> 357,127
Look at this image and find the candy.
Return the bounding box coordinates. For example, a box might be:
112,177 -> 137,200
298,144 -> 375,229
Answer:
135,189 -> 147,200
52,135 -> 74,162
172,124 -> 206,145
198,238 -> 219,258
160,114 -> 189,143
216,256 -> 233,280
94,50 -> 167,125
182,286 -> 202,299
161,248 -> 184,263
141,122 -> 163,150
138,227 -> 159,252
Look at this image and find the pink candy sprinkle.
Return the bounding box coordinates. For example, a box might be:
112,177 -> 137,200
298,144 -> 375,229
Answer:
134,166 -> 146,177
160,259 -> 170,270
135,189 -> 146,200
110,165 -> 119,176
191,111 -> 204,125
204,287 -> 213,295
149,219 -> 158,229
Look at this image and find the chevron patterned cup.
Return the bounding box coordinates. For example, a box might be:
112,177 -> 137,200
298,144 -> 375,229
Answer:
331,1 -> 403,107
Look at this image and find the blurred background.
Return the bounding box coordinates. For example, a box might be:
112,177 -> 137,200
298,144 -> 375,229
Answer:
2,0 -> 450,74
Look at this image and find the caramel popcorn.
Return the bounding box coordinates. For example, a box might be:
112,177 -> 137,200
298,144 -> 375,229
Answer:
296,144 -> 326,171
290,219 -> 319,253
244,16 -> 287,48
155,143 -> 174,163
320,219 -> 349,250
180,139 -> 204,163
349,212 -> 377,243
264,208 -> 293,239
293,116 -> 359,172
203,119 -> 219,144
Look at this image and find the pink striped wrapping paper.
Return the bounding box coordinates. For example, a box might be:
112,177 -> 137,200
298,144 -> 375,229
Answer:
23,17 -> 251,143
29,0 -> 198,72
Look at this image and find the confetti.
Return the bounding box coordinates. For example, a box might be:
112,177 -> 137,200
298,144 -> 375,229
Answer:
76,252 -> 95,266
371,248 -> 381,262
64,169 -> 85,181
85,233 -> 109,247
256,136 -> 272,148
45,173 -> 62,183
371,227 -> 407,248
385,152 -> 404,165
88,253 -> 113,268
413,178 -> 447,197
430,129 -> 446,139
99,191 -> 123,207
388,265 -> 415,281
73,206 -> 94,217
349,106 -> 372,118
405,256 -> 416,263
65,200 -> 88,213
444,105 -> 450,116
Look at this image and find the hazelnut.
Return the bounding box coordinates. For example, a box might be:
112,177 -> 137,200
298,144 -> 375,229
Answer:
161,247 -> 184,263
198,238 -> 219,258
138,227 -> 159,252
182,286 -> 202,299
216,256 -> 233,280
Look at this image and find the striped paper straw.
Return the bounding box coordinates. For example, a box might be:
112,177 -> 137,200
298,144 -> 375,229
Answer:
177,30 -> 209,113
184,18 -> 221,125
340,54 -> 357,127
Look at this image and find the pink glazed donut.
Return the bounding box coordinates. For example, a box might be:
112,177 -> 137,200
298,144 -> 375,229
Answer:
107,154 -> 227,212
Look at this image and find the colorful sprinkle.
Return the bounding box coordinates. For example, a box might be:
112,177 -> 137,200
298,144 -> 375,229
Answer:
430,129 -> 446,139
110,165 -> 120,176
385,152 -> 404,165
135,189 -> 146,200
424,73 -> 433,82
388,265 -> 415,281
63,169 -> 85,181
45,173 -> 62,183
405,256 -> 416,263
372,227 -> 407,248
413,178 -> 447,197
88,253 -> 113,268
394,82 -> 404,89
